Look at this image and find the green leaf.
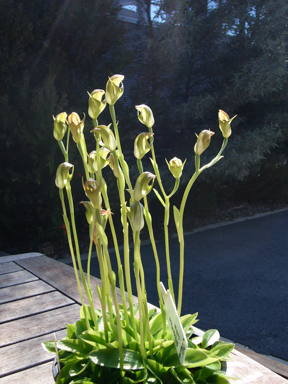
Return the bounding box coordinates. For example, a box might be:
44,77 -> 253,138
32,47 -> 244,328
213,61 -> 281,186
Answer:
210,342 -> 234,358
67,323 -> 77,339
89,348 -> 144,370
150,312 -> 165,336
75,320 -> 87,338
57,339 -> 93,355
180,313 -> 199,334
183,349 -> 220,368
173,206 -> 183,242
42,340 -> 55,353
69,359 -> 89,376
153,188 -> 166,208
202,329 -> 220,349
78,330 -> 107,348
122,368 -> 148,383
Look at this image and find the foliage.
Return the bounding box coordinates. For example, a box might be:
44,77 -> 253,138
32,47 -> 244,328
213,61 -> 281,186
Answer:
43,306 -> 234,383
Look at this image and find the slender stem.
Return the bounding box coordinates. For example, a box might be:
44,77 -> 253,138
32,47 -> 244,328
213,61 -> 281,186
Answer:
177,138 -> 228,315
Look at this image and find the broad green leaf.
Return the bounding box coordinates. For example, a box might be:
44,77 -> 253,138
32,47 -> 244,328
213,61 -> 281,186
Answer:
57,339 -> 93,355
42,340 -> 55,353
79,330 -> 107,348
150,313 -> 165,336
174,366 -> 195,383
210,342 -> 234,358
182,349 -> 217,368
202,329 -> 220,349
70,380 -> 95,384
180,313 -> 199,333
89,348 -> 144,370
75,320 -> 87,338
122,368 -> 148,383
69,359 -> 89,376
67,323 -> 77,339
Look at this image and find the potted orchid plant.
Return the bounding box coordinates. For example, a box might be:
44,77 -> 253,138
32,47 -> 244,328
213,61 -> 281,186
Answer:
43,74 -> 237,384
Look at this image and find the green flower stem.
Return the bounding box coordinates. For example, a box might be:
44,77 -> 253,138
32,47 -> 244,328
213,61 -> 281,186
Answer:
147,127 -> 178,303
177,138 -> 228,315
137,159 -> 162,305
134,231 -> 147,362
87,231 -> 93,293
112,149 -> 138,339
65,184 -> 99,329
110,105 -> 133,193
58,141 -> 68,162
77,140 -> 89,181
59,189 -> 87,319
95,242 -> 109,341
101,179 -> 130,326
167,178 -> 180,199
102,242 -> 124,370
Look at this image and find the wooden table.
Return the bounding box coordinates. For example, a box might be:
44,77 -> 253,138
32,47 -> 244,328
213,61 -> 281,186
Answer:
0,253 -> 287,383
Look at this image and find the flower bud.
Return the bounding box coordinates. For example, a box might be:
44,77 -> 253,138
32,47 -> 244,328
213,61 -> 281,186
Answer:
67,112 -> 86,143
129,202 -> 144,232
166,157 -> 186,179
218,109 -> 237,138
135,104 -> 155,129
53,112 -> 67,141
55,162 -> 74,189
194,130 -> 215,155
105,74 -> 124,106
133,172 -> 156,202
134,132 -> 154,160
91,124 -> 117,152
82,178 -> 102,209
88,89 -> 106,119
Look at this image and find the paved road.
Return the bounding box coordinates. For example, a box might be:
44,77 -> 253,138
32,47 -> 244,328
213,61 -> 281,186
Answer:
68,209 -> 288,361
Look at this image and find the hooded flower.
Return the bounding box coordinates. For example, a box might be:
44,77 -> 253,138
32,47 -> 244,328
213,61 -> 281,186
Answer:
166,157 -> 186,179
135,104 -> 155,129
88,89 -> 106,119
53,112 -> 67,141
105,74 -> 124,106
67,112 -> 86,143
194,130 -> 215,155
218,109 -> 237,138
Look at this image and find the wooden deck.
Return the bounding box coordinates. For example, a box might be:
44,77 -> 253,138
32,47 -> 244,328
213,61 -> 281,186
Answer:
0,253 -> 287,383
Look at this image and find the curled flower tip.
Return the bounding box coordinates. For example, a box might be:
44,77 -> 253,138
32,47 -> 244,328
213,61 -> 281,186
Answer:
55,162 -> 74,189
88,89 -> 106,119
106,74 -> 124,106
166,157 -> 186,179
134,132 -> 154,159
91,124 -> 117,152
135,104 -> 155,129
53,112 -> 67,141
133,171 -> 156,202
194,130 -> 215,155
67,112 -> 85,143
218,109 -> 237,138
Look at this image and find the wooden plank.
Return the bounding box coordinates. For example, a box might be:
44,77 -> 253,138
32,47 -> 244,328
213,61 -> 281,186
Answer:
0,252 -> 43,264
0,280 -> 55,304
16,255 -> 103,307
0,362 -> 55,384
0,291 -> 75,323
227,349 -> 288,383
0,330 -> 66,378
235,345 -> 288,380
0,262 -> 22,275
0,270 -> 38,288
0,304 -> 80,347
